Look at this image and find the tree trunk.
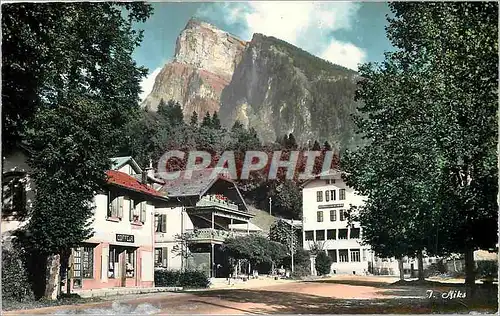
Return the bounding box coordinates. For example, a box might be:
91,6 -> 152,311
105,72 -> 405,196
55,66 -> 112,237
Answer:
44,254 -> 61,300
417,251 -> 425,281
398,258 -> 404,281
464,247 -> 476,297
64,250 -> 73,295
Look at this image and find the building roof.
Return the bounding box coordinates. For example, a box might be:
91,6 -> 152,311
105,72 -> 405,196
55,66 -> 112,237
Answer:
110,156 -> 142,173
228,222 -> 262,231
279,219 -> 303,227
300,168 -> 346,188
106,170 -> 167,200
158,168 -> 233,197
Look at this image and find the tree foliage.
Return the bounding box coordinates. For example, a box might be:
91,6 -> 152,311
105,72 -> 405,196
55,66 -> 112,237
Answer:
269,219 -> 300,253
342,2 -> 498,289
2,2 -> 152,154
3,2 -> 153,298
222,234 -> 287,268
315,251 -> 333,276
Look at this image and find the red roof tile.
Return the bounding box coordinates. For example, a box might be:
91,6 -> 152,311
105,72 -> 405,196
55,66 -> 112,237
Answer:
106,170 -> 165,198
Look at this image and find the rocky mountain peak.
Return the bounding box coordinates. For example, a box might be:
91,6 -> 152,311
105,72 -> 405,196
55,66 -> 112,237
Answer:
173,18 -> 246,79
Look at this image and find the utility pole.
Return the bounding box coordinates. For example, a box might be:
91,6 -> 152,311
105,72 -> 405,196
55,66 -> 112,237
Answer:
290,219 -> 294,273
269,197 -> 272,215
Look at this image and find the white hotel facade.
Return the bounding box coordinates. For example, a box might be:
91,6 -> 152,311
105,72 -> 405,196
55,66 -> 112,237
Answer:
302,169 -> 400,276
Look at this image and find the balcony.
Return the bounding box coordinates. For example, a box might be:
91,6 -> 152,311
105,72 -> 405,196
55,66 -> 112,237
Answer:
196,194 -> 239,211
185,228 -> 245,243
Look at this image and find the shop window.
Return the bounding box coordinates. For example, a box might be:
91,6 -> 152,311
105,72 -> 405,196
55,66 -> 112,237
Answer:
126,249 -> 136,278
339,249 -> 349,262
72,245 -> 94,288
108,247 -> 119,278
305,231 -> 314,241
351,249 -> 361,262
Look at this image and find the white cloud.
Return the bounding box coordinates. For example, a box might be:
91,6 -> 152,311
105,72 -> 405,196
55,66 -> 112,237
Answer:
196,2 -> 366,70
320,39 -> 367,71
139,67 -> 162,102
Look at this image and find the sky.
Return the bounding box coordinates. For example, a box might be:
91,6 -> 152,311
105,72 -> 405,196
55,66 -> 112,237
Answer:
133,2 -> 394,101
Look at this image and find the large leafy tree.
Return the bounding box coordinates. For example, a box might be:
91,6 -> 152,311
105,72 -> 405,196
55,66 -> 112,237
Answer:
342,2 -> 497,292
3,2 -> 153,298
2,2 -> 152,153
269,219 -> 300,253
222,234 -> 287,272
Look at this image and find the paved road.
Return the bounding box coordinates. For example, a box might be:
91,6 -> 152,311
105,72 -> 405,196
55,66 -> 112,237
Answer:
6,276 -> 496,314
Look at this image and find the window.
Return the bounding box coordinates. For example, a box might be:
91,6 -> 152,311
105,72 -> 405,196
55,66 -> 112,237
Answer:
327,229 -> 336,240
339,249 -> 349,262
339,189 -> 346,200
305,231 -> 314,241
351,249 -> 361,262
2,173 -> 26,217
338,229 -> 348,239
330,190 -> 336,201
108,193 -> 124,219
126,249 -> 136,278
129,198 -> 135,221
330,210 -> 336,221
339,209 -> 349,221
316,230 -> 325,241
326,179 -> 336,185
155,247 -> 168,268
140,202 -> 147,223
108,247 -> 119,278
327,250 -> 337,262
317,211 -> 323,222
326,179 -> 330,185
362,249 -> 367,261
316,191 -> 323,202
73,245 -> 94,288
325,190 -> 330,202
155,214 -> 167,233
349,228 -> 360,239
155,248 -> 162,267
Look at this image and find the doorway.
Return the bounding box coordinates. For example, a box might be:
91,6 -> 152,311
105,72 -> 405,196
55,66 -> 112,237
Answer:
109,246 -> 137,287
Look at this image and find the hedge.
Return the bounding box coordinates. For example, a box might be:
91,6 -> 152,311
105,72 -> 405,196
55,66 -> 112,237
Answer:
155,270 -> 210,288
2,247 -> 34,302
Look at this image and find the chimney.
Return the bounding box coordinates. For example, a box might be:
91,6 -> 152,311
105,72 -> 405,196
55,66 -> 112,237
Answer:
146,159 -> 154,178
141,170 -> 148,185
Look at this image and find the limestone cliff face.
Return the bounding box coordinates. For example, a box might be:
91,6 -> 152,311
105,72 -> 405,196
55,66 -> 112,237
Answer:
219,34 -> 361,149
143,19 -> 362,149
141,18 -> 246,115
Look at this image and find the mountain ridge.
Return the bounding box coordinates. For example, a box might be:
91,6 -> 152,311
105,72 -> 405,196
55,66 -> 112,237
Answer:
141,18 -> 362,149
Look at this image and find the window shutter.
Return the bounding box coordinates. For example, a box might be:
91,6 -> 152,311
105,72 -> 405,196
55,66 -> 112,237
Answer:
117,197 -> 123,218
161,215 -> 167,233
129,199 -> 134,221
162,247 -> 168,268
141,202 -> 147,223
107,191 -> 111,217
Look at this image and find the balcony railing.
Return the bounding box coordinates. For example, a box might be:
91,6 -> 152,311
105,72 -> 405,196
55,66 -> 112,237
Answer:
196,194 -> 239,211
185,228 -> 247,242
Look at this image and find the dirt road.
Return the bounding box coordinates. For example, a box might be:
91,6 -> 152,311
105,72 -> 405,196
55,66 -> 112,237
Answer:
5,276 -> 496,314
